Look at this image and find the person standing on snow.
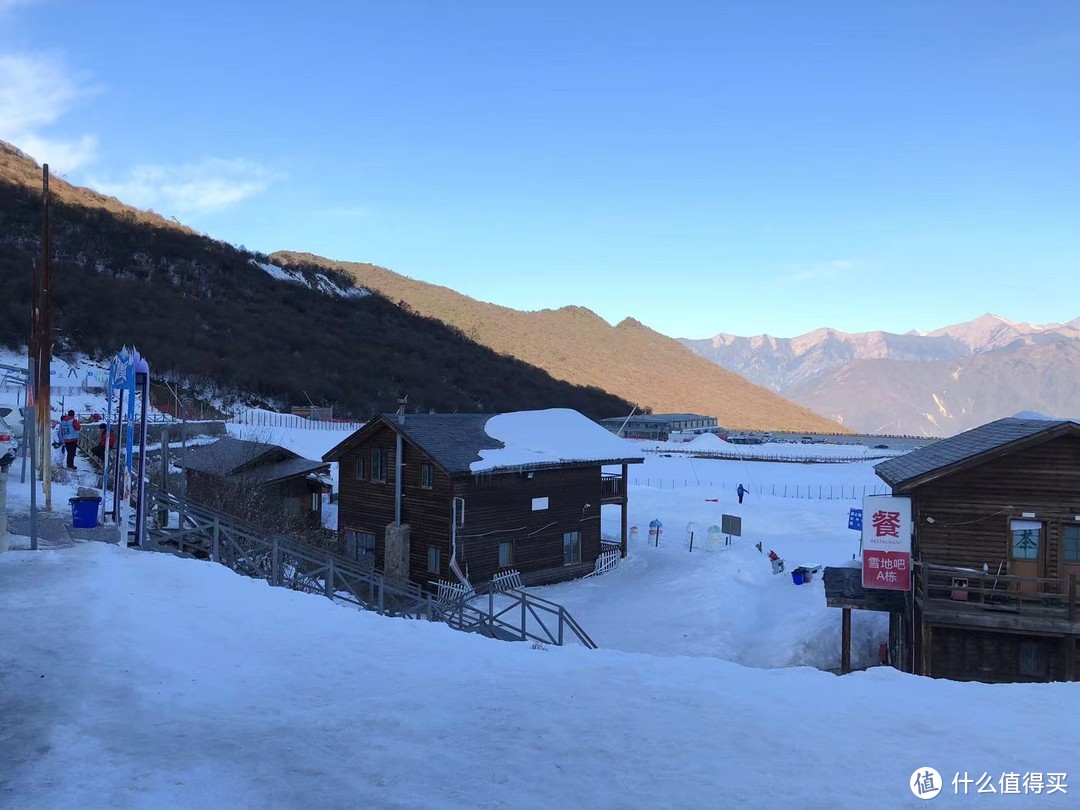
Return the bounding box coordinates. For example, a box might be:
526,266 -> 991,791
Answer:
59,410 -> 81,469
737,483 -> 748,504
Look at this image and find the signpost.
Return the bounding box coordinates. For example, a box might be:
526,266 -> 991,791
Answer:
848,508 -> 863,531
721,513 -> 741,546
861,495 -> 912,591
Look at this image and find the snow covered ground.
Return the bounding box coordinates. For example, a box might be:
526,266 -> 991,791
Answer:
2,542 -> 1076,808
3,413 -> 1077,806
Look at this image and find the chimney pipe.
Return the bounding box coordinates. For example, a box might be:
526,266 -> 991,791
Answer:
396,396 -> 407,425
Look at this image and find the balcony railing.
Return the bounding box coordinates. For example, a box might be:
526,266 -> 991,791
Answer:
600,473 -> 625,502
916,562 -> 1080,621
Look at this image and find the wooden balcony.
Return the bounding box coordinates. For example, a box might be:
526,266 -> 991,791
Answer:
600,473 -> 625,503
916,562 -> 1080,634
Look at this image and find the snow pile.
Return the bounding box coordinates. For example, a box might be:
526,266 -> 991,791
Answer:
2,542 -> 1076,807
251,260 -> 370,299
472,408 -> 642,472
688,432 -> 728,448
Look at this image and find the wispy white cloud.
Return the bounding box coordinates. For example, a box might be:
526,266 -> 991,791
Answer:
88,158 -> 282,217
0,52 -> 98,171
775,259 -> 859,285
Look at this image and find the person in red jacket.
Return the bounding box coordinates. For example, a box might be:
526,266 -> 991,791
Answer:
59,410 -> 81,469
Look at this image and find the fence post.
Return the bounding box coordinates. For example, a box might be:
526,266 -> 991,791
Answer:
212,517 -> 220,562
558,608 -> 565,646
489,589 -> 495,636
521,595 -> 527,642
325,558 -> 335,599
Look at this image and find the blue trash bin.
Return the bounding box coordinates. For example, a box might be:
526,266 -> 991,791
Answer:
70,496 -> 101,529
791,569 -> 805,586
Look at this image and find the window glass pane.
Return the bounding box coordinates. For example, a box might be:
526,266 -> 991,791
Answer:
499,540 -> 513,567
1065,526 -> 1080,564
563,531 -> 581,565
1011,528 -> 1041,560
427,546 -> 440,574
355,456 -> 365,479
532,497 -> 549,511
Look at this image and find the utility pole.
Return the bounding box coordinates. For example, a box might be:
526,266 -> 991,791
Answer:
40,164 -> 53,512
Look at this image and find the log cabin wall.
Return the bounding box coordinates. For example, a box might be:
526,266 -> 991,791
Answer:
452,465 -> 602,585
911,435 -> 1080,578
335,423 -> 453,585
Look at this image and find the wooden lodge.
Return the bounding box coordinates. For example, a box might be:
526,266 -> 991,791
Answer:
826,417 -> 1080,683
322,410 -> 643,591
174,436 -> 332,530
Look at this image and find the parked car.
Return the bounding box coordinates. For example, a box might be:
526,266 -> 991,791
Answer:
873,444 -> 889,449
0,413 -> 18,461
0,403 -> 24,440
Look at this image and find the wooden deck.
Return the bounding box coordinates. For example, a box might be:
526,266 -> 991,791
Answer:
917,562 -> 1080,634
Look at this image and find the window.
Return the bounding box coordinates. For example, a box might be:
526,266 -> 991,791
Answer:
345,530 -> 376,559
283,497 -> 301,517
563,531 -> 581,566
1065,525 -> 1080,564
532,496 -> 549,511
498,540 -> 514,567
420,462 -> 434,490
371,448 -> 387,483
1019,640 -> 1047,677
1010,520 -> 1042,561
354,455 -> 366,479
311,491 -> 320,512
427,545 -> 441,574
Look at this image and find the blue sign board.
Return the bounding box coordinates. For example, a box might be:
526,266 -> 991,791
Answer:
848,508 -> 863,531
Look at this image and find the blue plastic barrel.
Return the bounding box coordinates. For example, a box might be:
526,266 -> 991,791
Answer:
791,570 -> 805,586
70,497 -> 101,529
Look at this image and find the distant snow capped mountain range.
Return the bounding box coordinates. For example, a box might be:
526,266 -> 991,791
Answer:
680,314 -> 1080,437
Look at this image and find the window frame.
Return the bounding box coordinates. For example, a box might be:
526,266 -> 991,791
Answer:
345,530 -> 376,559
1064,525 -> 1080,564
1010,525 -> 1042,561
354,455 -> 366,480
427,545 -> 441,575
420,462 -> 434,490
371,448 -> 387,484
531,496 -> 549,511
498,539 -> 514,568
562,530 -> 581,566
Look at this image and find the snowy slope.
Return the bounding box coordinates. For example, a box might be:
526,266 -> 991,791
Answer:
2,543 -> 1075,808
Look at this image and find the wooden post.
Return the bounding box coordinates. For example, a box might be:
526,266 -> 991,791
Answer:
620,463 -> 629,558
272,537 -> 281,586
1063,637 -> 1076,682
325,558 -> 335,599
211,516 -> 220,562
840,608 -> 852,674
1069,574 -> 1077,623
921,621 -> 931,677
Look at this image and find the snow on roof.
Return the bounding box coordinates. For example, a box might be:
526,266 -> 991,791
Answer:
470,408 -> 643,472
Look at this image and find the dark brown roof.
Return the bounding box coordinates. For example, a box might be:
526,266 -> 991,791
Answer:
874,418 -> 1080,492
323,412 -> 643,475
175,436 -> 328,484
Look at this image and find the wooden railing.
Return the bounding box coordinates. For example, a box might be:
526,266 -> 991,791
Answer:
600,473 -> 624,501
916,562 -> 1079,620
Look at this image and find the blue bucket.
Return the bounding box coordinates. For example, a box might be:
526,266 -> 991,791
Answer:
70,496 -> 101,529
791,570 -> 805,586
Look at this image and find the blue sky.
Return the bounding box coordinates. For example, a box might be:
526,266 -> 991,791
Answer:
2,0 -> 1078,339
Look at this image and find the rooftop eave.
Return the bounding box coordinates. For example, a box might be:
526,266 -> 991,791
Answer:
468,457 -> 645,476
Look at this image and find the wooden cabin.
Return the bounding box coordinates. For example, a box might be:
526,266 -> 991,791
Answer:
832,418 -> 1080,683
175,436 -> 331,530
323,410 -> 643,590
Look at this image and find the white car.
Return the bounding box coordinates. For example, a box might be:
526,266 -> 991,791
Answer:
0,404 -> 24,440
0,413 -> 18,463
